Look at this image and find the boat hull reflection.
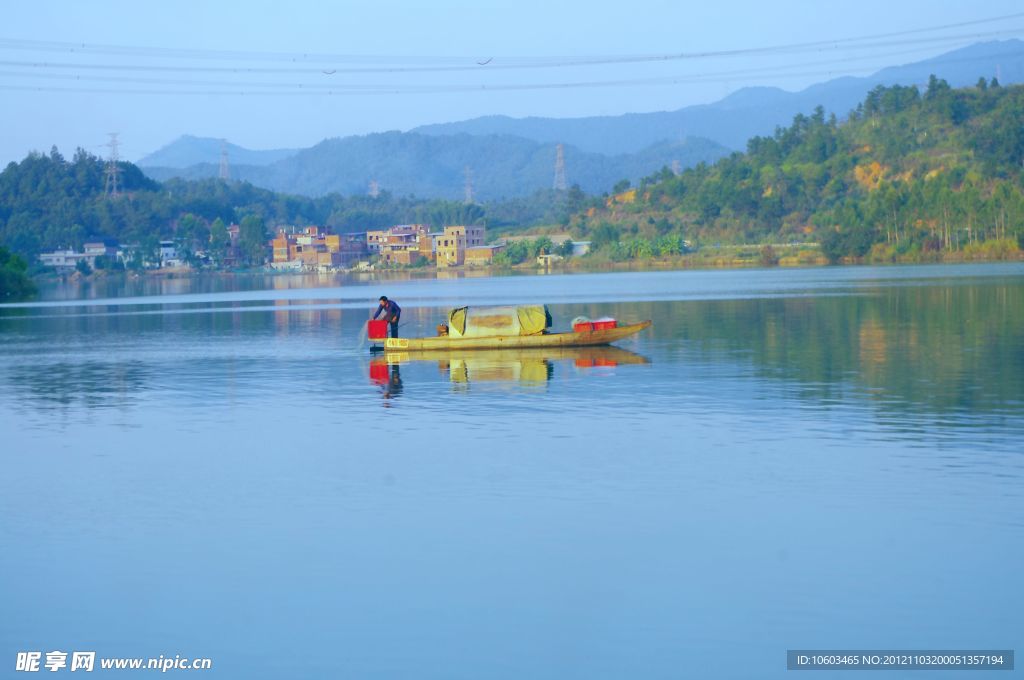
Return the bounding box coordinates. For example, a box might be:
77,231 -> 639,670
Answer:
370,346 -> 650,386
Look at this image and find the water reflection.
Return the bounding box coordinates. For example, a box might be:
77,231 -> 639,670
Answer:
3,267 -> 1022,430
369,360 -> 404,403
6,360 -> 149,411
659,282 -> 1024,419
370,346 -> 650,390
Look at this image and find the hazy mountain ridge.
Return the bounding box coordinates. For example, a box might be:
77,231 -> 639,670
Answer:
413,40 -> 1024,152
139,135 -> 300,168
138,41 -> 1024,199
142,132 -> 730,200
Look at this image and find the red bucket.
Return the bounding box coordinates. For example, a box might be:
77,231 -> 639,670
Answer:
368,319 -> 389,340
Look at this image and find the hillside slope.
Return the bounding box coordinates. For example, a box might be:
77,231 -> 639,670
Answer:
568,78 -> 1024,262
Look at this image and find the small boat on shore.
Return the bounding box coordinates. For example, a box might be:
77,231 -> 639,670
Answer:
369,304 -> 651,351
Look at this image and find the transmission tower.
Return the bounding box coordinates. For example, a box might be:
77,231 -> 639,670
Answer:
218,139 -> 230,180
463,165 -> 475,204
671,159 -> 682,176
369,179 -> 380,198
104,132 -> 122,198
553,143 -> 567,191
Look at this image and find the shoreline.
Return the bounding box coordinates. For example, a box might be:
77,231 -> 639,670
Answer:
29,244 -> 1024,284
7,259 -> 1024,308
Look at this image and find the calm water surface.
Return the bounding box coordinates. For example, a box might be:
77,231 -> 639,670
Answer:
1,264 -> 1022,679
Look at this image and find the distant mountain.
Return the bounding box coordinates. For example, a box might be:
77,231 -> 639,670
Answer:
141,41 -> 1024,199
139,135 -> 300,168
142,132 -> 729,200
413,40 -> 1024,152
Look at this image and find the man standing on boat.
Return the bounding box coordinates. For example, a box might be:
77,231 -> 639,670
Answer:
372,295 -> 402,339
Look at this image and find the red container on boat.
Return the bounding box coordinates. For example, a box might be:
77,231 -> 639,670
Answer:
592,318 -> 618,330
573,321 -> 594,333
368,319 -> 389,340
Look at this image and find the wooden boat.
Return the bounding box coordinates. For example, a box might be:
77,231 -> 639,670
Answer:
381,345 -> 651,366
376,320 -> 651,351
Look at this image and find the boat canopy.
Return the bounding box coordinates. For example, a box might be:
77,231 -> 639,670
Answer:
447,305 -> 551,338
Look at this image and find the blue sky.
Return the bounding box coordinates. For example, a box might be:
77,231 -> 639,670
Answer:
2,1 -> 1023,163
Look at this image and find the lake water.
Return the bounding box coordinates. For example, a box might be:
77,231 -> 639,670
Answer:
1,264 -> 1022,679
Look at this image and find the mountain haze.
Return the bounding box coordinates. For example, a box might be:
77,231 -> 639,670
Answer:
414,40 -> 1024,152
142,132 -> 729,200
139,135 -> 300,168
139,41 -> 1024,200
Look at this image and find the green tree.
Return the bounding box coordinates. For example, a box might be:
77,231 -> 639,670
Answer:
238,214 -> 267,265
209,217 -> 229,264
176,213 -> 209,265
0,246 -> 36,300
590,223 -> 621,251
532,236 -> 554,257
503,240 -> 531,264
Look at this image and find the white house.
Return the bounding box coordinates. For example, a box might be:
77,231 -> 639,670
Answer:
39,249 -> 84,269
159,240 -> 183,267
40,242 -> 119,270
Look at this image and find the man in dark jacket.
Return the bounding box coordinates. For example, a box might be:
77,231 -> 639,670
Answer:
372,296 -> 402,338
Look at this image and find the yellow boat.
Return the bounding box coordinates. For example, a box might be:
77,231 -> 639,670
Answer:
381,344 -> 652,366
377,320 -> 652,351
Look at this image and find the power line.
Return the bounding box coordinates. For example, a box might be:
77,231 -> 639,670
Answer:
3,29 -> 1015,78
0,45 -> 1016,97
0,12 -> 1021,70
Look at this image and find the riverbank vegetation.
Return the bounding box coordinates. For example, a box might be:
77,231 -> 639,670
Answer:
0,148 -> 496,263
566,78 -> 1024,264
0,245 -> 35,300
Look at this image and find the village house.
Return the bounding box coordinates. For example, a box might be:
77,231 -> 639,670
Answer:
365,224 -> 437,266
38,249 -> 83,270
39,241 -> 118,270
271,226 -> 367,271
436,225 -> 485,267
159,240 -> 183,267
465,243 -> 505,266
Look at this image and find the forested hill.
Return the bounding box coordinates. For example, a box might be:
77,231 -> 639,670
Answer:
570,77 -> 1024,262
0,148 -> 494,260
